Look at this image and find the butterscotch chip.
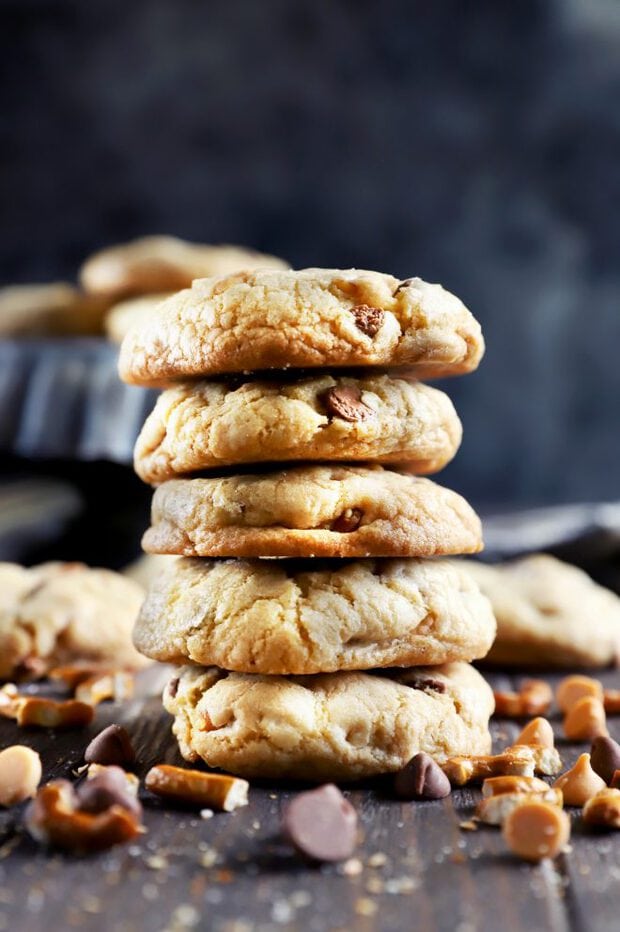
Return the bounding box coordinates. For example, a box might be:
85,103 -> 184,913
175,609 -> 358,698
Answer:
557,675 -> 604,713
0,746 -> 42,806
464,555 -> 620,668
142,466 -> 483,560
133,557 -> 496,674
603,689 -> 620,714
582,788 -> 620,829
515,717 -> 555,749
563,697 -> 608,742
145,764 -> 248,811
503,800 -> 570,861
118,268 -> 484,384
553,753 -> 607,806
81,236 -> 288,300
134,375 -> 463,482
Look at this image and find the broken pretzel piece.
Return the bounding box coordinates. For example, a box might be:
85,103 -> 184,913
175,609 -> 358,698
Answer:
582,788 -> 620,829
25,779 -> 142,852
493,679 -> 553,718
1,690 -> 94,729
477,775 -> 563,826
145,764 -> 248,811
442,748 -> 536,786
507,743 -> 562,777
75,672 -> 134,706
478,774 -> 562,826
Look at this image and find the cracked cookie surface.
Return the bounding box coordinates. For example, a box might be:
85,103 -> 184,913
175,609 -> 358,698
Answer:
142,465 -> 483,559
462,554 -> 620,668
133,557 -> 496,673
133,374 -> 462,482
163,661 -> 494,781
0,562 -> 147,679
119,268 -> 484,384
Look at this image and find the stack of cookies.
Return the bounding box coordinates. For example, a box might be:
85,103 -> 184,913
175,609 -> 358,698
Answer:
120,268 -> 496,782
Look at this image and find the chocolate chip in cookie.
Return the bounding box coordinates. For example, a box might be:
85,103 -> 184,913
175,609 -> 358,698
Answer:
331,508 -> 364,533
409,676 -> 447,694
393,278 -> 417,296
323,386 -> 373,422
350,304 -> 384,336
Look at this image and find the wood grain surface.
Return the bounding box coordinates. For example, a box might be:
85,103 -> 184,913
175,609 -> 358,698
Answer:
0,667 -> 619,932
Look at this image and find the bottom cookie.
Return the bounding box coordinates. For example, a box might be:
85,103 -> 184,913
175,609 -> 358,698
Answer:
163,662 -> 494,781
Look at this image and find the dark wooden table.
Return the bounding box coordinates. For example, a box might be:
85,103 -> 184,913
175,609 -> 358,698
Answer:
1,667 -> 619,932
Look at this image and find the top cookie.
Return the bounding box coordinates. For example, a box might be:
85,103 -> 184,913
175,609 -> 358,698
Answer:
118,268 -> 484,384
81,236 -> 289,301
463,555 -> 620,668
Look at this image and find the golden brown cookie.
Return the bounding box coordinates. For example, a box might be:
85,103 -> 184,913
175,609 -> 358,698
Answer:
118,268 -> 484,384
105,294 -> 172,343
133,557 -> 496,674
133,374 -> 462,482
163,661 -> 494,781
0,562 -> 147,679
142,465 -> 483,559
81,236 -> 289,300
463,554 -> 620,667
0,283 -> 110,336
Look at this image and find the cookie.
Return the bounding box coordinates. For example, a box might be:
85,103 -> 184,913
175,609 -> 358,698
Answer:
0,562 -> 147,680
81,236 -> 289,300
133,374 -> 462,482
163,661 -> 494,781
118,268 -> 484,385
463,554 -> 620,668
105,294 -> 172,344
142,465 -> 483,559
133,557 -> 496,674
0,283 -> 110,337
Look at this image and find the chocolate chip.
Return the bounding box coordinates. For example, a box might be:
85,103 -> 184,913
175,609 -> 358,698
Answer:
611,770 -> 620,789
409,677 -> 447,694
350,304 -> 384,337
323,386 -> 373,423
393,752 -> 451,800
168,677 -> 180,698
590,736 -> 620,784
331,508 -> 363,533
282,784 -> 357,862
84,724 -> 136,767
77,767 -> 142,818
393,277 -> 417,296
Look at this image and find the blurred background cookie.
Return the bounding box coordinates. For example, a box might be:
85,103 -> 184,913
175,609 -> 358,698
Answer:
80,235 -> 289,301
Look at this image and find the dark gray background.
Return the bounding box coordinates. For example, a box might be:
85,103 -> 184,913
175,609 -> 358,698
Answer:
1,0 -> 619,508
